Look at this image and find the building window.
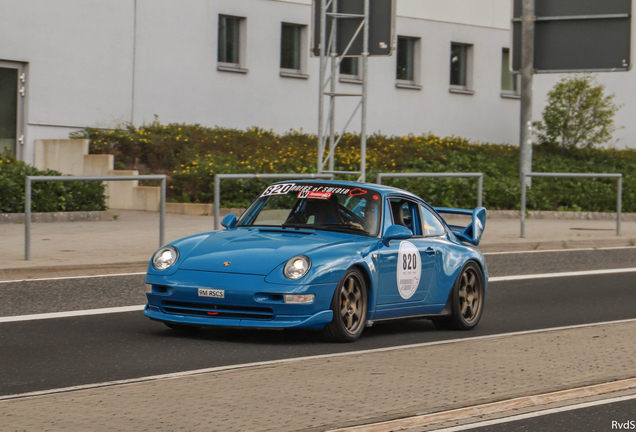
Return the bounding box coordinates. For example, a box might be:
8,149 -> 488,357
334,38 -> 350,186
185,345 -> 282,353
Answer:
218,15 -> 247,73
281,24 -> 301,70
501,48 -> 519,98
396,36 -> 421,90
340,57 -> 358,76
397,37 -> 415,81
450,42 -> 473,94
280,23 -> 308,79
339,57 -> 361,84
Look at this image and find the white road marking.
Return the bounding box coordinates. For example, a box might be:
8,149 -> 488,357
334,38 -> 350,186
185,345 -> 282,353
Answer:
0,272 -> 145,285
426,393 -> 636,432
328,378 -> 636,432
1,267 -> 635,322
483,245 -> 636,255
489,267 -> 636,282
1,317 -> 635,401
0,305 -> 145,323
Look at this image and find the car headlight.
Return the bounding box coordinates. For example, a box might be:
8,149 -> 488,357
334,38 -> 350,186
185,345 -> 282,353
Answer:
284,255 -> 311,280
152,246 -> 179,271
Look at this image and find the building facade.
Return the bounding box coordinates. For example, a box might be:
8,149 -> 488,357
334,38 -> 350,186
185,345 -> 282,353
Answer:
1,0 -> 631,165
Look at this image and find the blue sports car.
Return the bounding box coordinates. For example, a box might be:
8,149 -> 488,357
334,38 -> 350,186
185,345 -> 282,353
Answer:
145,180 -> 488,342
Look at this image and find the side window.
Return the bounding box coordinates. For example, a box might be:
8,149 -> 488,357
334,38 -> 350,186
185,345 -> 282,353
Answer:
390,199 -> 421,236
420,206 -> 446,237
280,23 -> 309,78
218,15 -> 247,73
396,36 -> 422,90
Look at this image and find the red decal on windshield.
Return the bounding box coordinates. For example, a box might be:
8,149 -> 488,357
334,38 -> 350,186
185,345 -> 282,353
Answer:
349,188 -> 367,197
298,190 -> 333,200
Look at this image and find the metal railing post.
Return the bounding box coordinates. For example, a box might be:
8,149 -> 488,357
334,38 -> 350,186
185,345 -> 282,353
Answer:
24,174 -> 166,260
214,174 -> 221,231
519,172 -> 622,238
520,173 -> 527,238
25,177 -> 31,261
160,177 -> 166,247
617,175 -> 622,236
477,174 -> 483,208
213,173 -> 334,230
375,172 -> 484,208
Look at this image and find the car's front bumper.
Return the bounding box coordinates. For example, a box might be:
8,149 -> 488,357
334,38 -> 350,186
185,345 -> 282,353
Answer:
145,269 -> 337,330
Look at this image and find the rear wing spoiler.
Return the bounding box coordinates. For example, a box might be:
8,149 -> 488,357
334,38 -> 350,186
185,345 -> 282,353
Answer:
434,207 -> 487,246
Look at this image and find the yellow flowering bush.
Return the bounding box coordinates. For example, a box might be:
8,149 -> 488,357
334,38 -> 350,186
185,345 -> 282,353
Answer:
70,123 -> 636,211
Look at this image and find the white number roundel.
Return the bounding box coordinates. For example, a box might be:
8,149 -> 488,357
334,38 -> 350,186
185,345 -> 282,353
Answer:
397,241 -> 421,299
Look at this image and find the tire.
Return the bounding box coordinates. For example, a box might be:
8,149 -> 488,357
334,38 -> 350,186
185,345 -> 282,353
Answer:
433,261 -> 485,331
164,322 -> 201,332
321,267 -> 368,342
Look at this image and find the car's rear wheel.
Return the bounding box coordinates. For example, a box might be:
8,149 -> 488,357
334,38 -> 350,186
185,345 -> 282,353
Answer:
433,261 -> 484,330
322,267 -> 368,342
164,322 -> 201,332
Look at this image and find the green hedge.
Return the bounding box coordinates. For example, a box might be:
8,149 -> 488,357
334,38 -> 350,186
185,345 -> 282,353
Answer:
0,153 -> 106,213
70,123 -> 636,212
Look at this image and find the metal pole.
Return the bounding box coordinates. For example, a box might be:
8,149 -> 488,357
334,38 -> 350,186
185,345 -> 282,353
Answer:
328,0 -> 338,173
617,175 -> 622,236
520,173 -> 527,238
214,174 -> 221,231
159,178 -> 166,246
477,175 -> 483,208
359,0 -> 369,182
317,0 -> 327,174
25,177 -> 31,260
519,0 -> 534,188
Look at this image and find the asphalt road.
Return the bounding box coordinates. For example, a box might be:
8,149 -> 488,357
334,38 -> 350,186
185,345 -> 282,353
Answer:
1,248 -> 635,397
470,397 -> 636,432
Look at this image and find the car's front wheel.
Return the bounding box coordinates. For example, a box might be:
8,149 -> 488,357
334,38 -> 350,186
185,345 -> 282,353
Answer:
322,267 -> 368,342
433,261 -> 485,330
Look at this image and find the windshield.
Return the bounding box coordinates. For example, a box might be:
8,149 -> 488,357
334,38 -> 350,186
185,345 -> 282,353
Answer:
236,183 -> 382,237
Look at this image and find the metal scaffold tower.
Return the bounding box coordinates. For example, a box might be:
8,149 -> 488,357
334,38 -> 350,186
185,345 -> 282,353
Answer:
313,0 -> 394,183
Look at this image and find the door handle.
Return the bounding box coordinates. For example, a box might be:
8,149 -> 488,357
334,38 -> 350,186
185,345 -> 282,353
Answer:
425,247 -> 436,256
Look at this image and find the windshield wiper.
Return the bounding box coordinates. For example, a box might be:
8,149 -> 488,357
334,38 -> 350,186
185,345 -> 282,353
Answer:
312,224 -> 370,236
281,223 -> 312,230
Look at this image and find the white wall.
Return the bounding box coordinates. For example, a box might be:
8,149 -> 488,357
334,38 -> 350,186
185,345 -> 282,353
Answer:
0,0 -> 135,162
133,0 -> 518,144
398,0 -> 511,30
1,0 -> 525,165
271,0 -> 512,29
133,0 -> 319,130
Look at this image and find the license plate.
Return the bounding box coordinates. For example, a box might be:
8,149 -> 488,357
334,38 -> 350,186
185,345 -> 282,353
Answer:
198,288 -> 225,299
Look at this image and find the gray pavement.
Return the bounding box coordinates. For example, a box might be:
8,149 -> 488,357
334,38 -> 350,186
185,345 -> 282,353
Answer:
1,320 -> 635,431
1,210 -> 635,279
2,210 -> 636,432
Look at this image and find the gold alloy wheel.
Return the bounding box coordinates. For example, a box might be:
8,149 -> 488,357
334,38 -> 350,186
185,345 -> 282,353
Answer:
458,266 -> 483,325
339,272 -> 365,335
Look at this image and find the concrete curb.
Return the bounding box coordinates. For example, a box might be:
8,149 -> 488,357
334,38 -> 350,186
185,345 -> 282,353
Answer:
478,237 -> 636,253
487,210 -> 636,221
0,262 -> 148,281
0,210 -> 115,224
2,237 -> 635,281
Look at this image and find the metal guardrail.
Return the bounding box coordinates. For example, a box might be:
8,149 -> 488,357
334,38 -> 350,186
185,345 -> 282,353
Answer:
376,172 -> 484,208
25,175 -> 167,260
520,172 -> 623,238
213,173 -> 334,230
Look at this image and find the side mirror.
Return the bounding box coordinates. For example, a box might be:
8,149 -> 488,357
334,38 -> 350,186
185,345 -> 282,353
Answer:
221,214 -> 237,229
383,224 -> 413,246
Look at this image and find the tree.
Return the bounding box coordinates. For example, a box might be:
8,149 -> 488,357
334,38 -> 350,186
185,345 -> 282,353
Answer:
534,75 -> 620,151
